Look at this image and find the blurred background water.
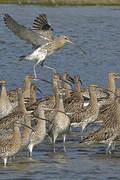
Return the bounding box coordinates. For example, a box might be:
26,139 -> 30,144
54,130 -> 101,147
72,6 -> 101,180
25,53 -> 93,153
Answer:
0,5 -> 120,179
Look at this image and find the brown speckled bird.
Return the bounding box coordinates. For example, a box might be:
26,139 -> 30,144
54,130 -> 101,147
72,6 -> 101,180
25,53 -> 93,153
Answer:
4,14 -> 86,78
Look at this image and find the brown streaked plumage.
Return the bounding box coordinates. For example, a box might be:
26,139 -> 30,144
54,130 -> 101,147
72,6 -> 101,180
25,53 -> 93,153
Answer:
0,121 -> 33,166
95,72 -> 120,123
80,96 -> 120,154
20,35 -> 76,78
0,80 -> 13,119
0,87 -> 28,131
48,91 -> 70,151
62,72 -> 73,99
82,72 -> 118,98
98,72 -> 120,108
23,74 -> 36,99
64,74 -> 84,113
20,114 -> 32,151
4,14 -> 85,78
25,83 -> 37,108
71,84 -> 99,133
0,121 -> 21,166
27,103 -> 46,157
7,74 -> 36,108
26,73 -> 60,115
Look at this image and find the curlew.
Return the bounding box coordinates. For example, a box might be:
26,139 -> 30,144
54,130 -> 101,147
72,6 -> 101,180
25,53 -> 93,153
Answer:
64,74 -> 84,114
0,79 -> 13,119
80,96 -> 120,154
20,114 -> 32,151
95,72 -> 120,124
98,72 -> 120,108
25,83 -> 37,108
81,72 -> 120,104
48,91 -> 70,152
71,84 -> 99,136
19,35 -> 82,78
0,121 -> 21,166
0,121 -> 33,166
27,103 -> 46,157
0,86 -> 29,131
23,73 -> 36,99
26,72 -> 66,116
7,74 -> 36,108
62,72 -> 73,99
3,14 -> 86,78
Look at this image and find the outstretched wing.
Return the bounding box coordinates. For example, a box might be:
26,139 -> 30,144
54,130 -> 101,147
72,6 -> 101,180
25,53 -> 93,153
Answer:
33,14 -> 52,31
3,14 -> 53,48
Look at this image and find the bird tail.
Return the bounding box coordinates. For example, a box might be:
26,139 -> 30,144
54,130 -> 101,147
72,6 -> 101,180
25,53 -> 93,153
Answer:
19,55 -> 25,61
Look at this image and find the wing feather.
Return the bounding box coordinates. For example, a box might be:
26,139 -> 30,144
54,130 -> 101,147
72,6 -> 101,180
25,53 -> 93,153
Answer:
32,14 -> 53,31
4,14 -> 53,48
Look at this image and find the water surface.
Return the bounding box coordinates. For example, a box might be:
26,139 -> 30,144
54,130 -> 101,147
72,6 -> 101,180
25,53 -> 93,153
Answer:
0,5 -> 120,180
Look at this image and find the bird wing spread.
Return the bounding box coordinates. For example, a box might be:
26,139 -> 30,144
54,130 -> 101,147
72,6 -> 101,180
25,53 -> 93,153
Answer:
4,14 -> 53,48
33,14 -> 52,31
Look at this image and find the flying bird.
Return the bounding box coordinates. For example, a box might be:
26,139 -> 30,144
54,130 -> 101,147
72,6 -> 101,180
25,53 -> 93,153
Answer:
4,14 -> 86,78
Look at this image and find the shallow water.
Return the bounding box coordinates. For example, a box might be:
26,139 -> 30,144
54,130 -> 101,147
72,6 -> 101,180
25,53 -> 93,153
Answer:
0,5 -> 120,179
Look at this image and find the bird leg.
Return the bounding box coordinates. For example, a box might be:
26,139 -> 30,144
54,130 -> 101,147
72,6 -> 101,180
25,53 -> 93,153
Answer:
106,141 -> 113,154
40,60 -> 45,67
29,151 -> 32,158
53,143 -> 56,153
63,144 -> 66,153
63,134 -> 67,152
63,134 -> 66,144
33,63 -> 38,79
52,134 -> 58,152
33,60 -> 43,78
3,157 -> 7,167
47,133 -> 52,144
43,65 -> 56,74
12,156 -> 16,161
111,142 -> 116,150
28,144 -> 33,158
80,125 -> 86,141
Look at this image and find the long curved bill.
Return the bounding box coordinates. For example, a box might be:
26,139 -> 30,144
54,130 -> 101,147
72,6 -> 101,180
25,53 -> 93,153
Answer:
15,121 -> 35,132
79,79 -> 83,86
67,39 -> 87,55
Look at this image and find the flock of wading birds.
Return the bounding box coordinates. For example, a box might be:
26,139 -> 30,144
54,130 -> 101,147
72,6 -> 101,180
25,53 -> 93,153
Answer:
0,13 -> 120,167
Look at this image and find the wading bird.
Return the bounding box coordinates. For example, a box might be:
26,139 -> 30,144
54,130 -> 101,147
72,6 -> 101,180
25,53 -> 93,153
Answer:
4,14 -> 86,78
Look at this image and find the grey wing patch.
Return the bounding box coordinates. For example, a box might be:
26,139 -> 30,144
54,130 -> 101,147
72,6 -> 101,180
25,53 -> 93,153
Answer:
4,14 -> 34,42
3,14 -> 51,48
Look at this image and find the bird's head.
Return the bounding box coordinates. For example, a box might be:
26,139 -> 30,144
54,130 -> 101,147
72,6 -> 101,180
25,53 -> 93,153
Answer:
60,35 -> 74,44
59,35 -> 87,54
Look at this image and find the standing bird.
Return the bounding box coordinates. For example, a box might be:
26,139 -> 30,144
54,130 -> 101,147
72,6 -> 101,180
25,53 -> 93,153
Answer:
0,121 -> 33,166
27,103 -> 46,157
71,84 -> 99,137
80,96 -> 120,154
0,80 -> 13,119
48,91 -> 70,152
4,14 -> 86,78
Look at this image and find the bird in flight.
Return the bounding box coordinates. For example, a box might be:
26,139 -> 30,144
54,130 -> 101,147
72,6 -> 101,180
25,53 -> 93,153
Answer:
4,14 -> 86,78
4,14 -> 53,48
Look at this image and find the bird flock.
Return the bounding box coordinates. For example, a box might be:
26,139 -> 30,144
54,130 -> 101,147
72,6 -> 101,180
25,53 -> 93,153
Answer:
0,13 -> 120,167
